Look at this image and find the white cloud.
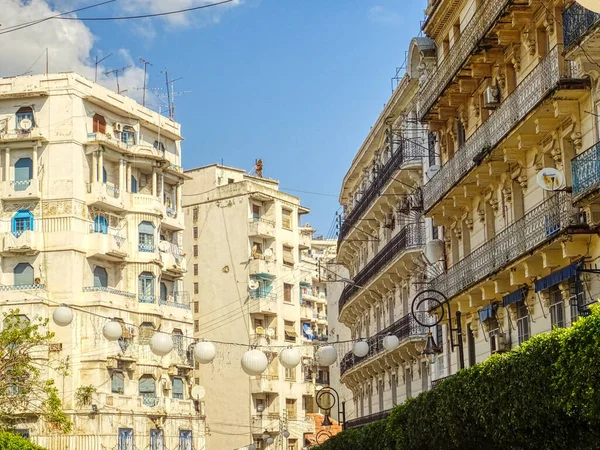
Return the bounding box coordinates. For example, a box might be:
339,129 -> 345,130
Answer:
368,5 -> 402,25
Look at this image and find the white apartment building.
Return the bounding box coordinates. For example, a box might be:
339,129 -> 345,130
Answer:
0,73 -> 205,449
183,165 -> 320,450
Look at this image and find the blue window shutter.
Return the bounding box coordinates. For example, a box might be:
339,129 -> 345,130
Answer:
131,176 -> 137,193
14,263 -> 33,286
139,377 -> 155,393
111,372 -> 124,393
94,215 -> 108,234
138,221 -> 154,235
94,267 -> 108,288
179,430 -> 192,450
150,430 -> 164,450
118,428 -> 133,450
172,378 -> 184,395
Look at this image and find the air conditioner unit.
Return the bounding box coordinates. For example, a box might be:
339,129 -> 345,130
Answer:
113,122 -> 123,132
490,332 -> 509,354
483,86 -> 500,109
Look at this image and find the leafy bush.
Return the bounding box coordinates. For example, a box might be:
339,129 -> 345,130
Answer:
0,431 -> 46,449
315,307 -> 600,450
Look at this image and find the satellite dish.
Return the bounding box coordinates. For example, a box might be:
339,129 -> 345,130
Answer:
423,239 -> 444,265
426,164 -> 440,179
191,385 -> 206,401
264,249 -> 273,258
158,241 -> 171,252
19,118 -> 32,131
266,327 -> 275,337
248,279 -> 259,290
255,326 -> 265,335
536,168 -> 565,191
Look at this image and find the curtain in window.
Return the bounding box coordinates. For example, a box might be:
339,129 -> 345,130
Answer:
94,215 -> 108,234
14,263 -> 34,286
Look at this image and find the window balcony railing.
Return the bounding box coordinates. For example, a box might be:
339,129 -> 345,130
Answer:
572,140 -> 600,201
159,291 -> 191,309
250,217 -> 276,227
165,206 -> 178,218
339,223 -> 425,314
417,0 -> 511,120
138,243 -> 156,253
83,286 -> 136,298
142,395 -> 160,407
429,192 -> 587,300
249,291 -> 277,301
346,408 -> 393,429
563,2 -> 600,50
10,180 -> 31,192
0,284 -> 45,291
340,312 -> 428,377
139,295 -> 158,304
422,45 -> 585,212
340,136 -> 425,242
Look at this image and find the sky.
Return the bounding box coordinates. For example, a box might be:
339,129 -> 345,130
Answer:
0,0 -> 427,235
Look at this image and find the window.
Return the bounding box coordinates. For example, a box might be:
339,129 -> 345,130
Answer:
570,277 -> 585,323
284,283 -> 293,302
179,430 -> 193,450
549,285 -> 565,329
139,375 -> 156,402
138,221 -> 155,252
487,317 -> 500,353
193,245 -> 198,257
94,214 -> 108,234
14,158 -> 33,191
150,429 -> 164,450
172,377 -> 184,399
193,282 -> 199,294
391,374 -> 397,405
194,302 -> 199,314
111,371 -> 125,394
138,272 -> 155,302
252,204 -> 261,221
194,320 -> 199,332
421,361 -> 429,392
282,245 -> 295,267
93,266 -> 108,288
173,329 -> 184,357
192,207 -> 199,222
153,141 -> 165,155
285,398 -> 297,418
282,208 -> 292,229
193,227 -> 198,239
467,325 -> 476,367
287,439 -> 298,450
285,367 -> 296,381
14,429 -> 29,439
428,132 -> 437,167
138,322 -> 155,345
93,114 -> 106,134
102,167 -> 108,184
517,300 -> 530,344
405,368 -> 412,399
160,282 -> 168,302
130,176 -> 138,193
378,379 -> 384,411
14,263 -> 34,286
118,428 -> 134,450
12,210 -> 34,237
284,321 -> 297,343
120,126 -> 135,147
193,264 -> 198,276
16,106 -> 34,128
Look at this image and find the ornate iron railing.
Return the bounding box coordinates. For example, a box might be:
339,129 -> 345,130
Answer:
142,395 -> 160,407
338,223 -> 425,314
417,0 -> 512,119
138,243 -> 156,253
572,140 -> 600,200
430,192 -> 587,300
339,136 -> 426,242
83,286 -> 136,298
249,291 -> 277,301
340,312 -> 428,377
159,291 -> 191,309
106,183 -> 120,198
139,295 -> 159,304
346,408 -> 393,429
166,206 -> 178,218
423,45 -> 586,212
563,2 -> 600,50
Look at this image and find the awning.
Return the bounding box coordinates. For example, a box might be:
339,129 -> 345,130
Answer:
250,272 -> 276,281
503,287 -> 528,307
300,281 -> 311,288
478,303 -> 498,323
534,262 -> 579,292
283,246 -> 295,265
285,324 -> 298,336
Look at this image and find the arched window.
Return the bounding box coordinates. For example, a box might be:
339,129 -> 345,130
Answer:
138,322 -> 155,345
15,107 -> 34,128
138,221 -> 155,252
14,263 -> 34,286
172,377 -> 184,400
111,371 -> 124,394
138,272 -> 155,302
131,176 -> 138,194
93,266 -> 108,288
12,210 -> 34,237
139,375 -> 156,405
102,167 -> 107,184
121,126 -> 136,147
94,214 -> 108,234
172,329 -> 184,357
14,158 -> 32,192
93,114 -> 106,134
160,282 -> 168,302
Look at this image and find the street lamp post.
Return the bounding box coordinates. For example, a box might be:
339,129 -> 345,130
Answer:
316,385 -> 346,431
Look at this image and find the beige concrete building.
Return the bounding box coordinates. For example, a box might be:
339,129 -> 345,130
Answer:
0,73 -> 205,449
183,165 -> 321,450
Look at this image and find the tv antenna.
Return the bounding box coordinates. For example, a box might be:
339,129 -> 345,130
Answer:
94,53 -> 113,83
161,71 -> 190,120
105,65 -> 131,94
139,57 -> 153,106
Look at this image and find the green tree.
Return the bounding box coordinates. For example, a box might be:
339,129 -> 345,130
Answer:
0,431 -> 46,449
0,310 -> 71,433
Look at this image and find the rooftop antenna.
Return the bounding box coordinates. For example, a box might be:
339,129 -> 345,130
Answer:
160,71 -> 189,120
95,53 -> 113,83
105,65 -> 131,95
139,57 -> 153,107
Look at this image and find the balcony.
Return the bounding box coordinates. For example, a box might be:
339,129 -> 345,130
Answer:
423,45 -> 589,213
249,258 -> 277,278
249,292 -> 278,315
86,182 -> 124,211
139,295 -> 159,304
83,286 -> 136,301
1,230 -> 40,256
563,2 -> 600,51
250,375 -> 279,393
429,192 -> 588,301
340,312 -> 427,378
159,242 -> 186,276
346,409 -> 393,430
340,136 -> 425,242
87,232 -> 127,261
1,179 -> 41,201
131,193 -> 163,215
161,204 -> 184,231
572,141 -> 600,202
0,283 -> 47,304
251,414 -> 280,434
417,0 -> 511,120
248,218 -> 276,238
339,223 -> 425,315
159,291 -> 191,310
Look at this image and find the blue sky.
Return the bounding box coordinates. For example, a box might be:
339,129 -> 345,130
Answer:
6,0 -> 427,234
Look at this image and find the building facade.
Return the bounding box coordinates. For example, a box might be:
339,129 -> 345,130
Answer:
334,38 -> 434,428
183,165 -> 322,450
0,73 -> 205,449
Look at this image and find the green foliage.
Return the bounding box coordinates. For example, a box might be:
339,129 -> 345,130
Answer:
0,431 -> 46,449
75,385 -> 96,409
315,307 -> 600,450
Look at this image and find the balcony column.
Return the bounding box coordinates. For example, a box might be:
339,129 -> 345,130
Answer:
160,173 -> 165,204
32,144 -> 38,181
98,151 -> 104,183
126,163 -> 132,192
4,147 -> 9,182
92,151 -> 98,183
118,159 -> 124,195
152,168 -> 157,197
176,183 -> 182,212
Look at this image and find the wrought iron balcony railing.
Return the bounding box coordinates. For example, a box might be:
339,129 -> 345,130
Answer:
346,408 -> 393,429
340,312 -> 427,377
430,192 -> 587,300
572,140 -> 600,200
417,0 -> 512,120
83,286 -> 136,298
423,45 -> 585,212
339,223 -> 425,314
563,2 -> 600,50
159,291 -> 191,309
339,136 -> 425,243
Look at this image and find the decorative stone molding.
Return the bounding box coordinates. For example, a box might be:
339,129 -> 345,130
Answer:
538,290 -> 550,309
502,186 -> 513,203
464,217 -> 474,231
571,131 -> 583,153
469,320 -> 479,339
